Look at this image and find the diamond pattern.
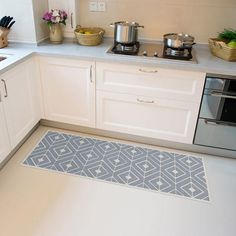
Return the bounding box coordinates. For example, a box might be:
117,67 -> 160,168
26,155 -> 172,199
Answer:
23,131 -> 210,201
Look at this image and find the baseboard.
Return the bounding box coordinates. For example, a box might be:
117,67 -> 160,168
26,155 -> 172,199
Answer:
40,119 -> 236,159
0,123 -> 40,170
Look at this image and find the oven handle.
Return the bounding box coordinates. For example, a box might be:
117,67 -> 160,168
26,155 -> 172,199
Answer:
210,91 -> 236,100
204,118 -> 236,127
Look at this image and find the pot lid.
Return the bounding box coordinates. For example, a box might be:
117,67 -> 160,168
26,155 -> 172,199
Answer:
164,33 -> 194,41
115,21 -> 140,27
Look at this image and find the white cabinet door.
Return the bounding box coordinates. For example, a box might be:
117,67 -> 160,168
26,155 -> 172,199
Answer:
1,59 -> 41,148
0,102 -> 11,163
40,57 -> 95,128
96,91 -> 200,144
48,0 -> 78,37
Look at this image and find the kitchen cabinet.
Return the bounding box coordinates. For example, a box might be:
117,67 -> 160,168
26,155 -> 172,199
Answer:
0,102 -> 11,163
0,58 -> 41,149
39,57 -> 95,127
96,62 -> 205,144
48,0 -> 79,37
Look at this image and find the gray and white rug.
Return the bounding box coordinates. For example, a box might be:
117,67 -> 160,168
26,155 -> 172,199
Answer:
23,131 -> 210,201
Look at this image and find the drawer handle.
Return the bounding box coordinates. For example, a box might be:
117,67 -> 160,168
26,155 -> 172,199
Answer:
137,98 -> 155,104
1,79 -> 8,98
139,68 -> 158,73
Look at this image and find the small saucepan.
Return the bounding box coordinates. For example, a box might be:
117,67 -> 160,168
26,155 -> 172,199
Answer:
163,33 -> 195,49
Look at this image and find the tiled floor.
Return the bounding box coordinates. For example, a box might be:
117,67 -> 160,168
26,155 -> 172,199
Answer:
23,131 -> 209,201
0,126 -> 236,236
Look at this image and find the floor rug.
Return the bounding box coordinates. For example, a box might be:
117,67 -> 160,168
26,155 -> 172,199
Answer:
23,131 -> 210,201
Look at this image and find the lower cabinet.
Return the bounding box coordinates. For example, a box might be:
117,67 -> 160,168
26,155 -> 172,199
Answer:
39,57 -> 96,127
0,56 -> 205,164
0,103 -> 11,163
96,91 -> 200,144
96,62 -> 205,144
0,58 -> 41,164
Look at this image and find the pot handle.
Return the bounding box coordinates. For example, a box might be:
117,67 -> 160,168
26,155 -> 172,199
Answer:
137,25 -> 144,28
182,42 -> 196,46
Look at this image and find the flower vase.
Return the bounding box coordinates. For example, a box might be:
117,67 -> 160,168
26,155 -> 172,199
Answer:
49,23 -> 63,44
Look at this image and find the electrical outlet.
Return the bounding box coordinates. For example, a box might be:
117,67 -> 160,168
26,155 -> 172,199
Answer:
97,1 -> 106,12
89,1 -> 98,12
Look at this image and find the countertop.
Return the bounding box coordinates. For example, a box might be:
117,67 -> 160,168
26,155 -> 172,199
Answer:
0,38 -> 235,76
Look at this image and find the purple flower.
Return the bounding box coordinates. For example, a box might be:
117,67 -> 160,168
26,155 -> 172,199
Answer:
60,10 -> 68,19
42,9 -> 67,25
42,11 -> 53,21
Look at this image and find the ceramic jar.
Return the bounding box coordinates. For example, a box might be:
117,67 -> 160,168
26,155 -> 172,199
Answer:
49,23 -> 63,44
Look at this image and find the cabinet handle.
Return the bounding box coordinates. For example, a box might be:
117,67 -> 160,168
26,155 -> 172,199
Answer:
139,68 -> 158,73
71,13 -> 73,28
137,98 -> 155,104
1,79 -> 8,98
90,65 -> 93,83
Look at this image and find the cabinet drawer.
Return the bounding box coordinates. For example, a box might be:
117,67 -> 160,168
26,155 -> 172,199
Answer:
96,62 -> 205,102
96,91 -> 199,144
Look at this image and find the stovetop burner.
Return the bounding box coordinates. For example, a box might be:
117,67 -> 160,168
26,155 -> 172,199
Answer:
111,42 -> 140,55
163,46 -> 193,60
107,42 -> 197,63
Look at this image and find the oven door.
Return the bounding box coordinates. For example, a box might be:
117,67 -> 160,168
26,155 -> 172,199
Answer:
195,118 -> 236,151
200,78 -> 236,123
194,76 -> 236,151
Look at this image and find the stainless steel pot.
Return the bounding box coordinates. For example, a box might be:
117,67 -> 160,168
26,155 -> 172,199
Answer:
163,33 -> 195,49
110,21 -> 144,44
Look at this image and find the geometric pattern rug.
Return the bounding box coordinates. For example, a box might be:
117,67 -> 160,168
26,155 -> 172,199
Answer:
23,131 -> 210,201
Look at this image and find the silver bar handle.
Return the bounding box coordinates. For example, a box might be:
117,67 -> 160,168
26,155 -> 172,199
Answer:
204,119 -> 217,125
139,68 -> 158,73
1,79 -> 8,98
204,119 -> 236,127
137,98 -> 155,104
71,13 -> 73,28
90,65 -> 93,83
210,91 -> 236,100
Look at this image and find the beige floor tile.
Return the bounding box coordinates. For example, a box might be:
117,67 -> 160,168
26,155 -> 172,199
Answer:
0,126 -> 236,236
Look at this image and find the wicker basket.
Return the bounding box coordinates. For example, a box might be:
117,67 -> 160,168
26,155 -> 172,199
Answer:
74,26 -> 105,46
208,38 -> 236,61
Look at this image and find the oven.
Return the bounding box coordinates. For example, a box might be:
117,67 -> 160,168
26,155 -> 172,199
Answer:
194,73 -> 236,151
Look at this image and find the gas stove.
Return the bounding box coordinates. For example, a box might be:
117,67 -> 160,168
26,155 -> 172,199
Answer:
107,42 -> 197,63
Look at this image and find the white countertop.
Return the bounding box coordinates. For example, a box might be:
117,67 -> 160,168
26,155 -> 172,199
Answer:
0,38 -> 235,76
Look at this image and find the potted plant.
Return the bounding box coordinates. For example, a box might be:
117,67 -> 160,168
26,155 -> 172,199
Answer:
43,9 -> 67,44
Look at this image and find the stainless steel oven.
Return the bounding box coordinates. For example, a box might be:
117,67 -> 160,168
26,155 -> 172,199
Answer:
194,73 -> 236,151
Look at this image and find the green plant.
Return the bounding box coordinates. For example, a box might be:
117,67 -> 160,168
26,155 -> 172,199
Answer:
218,28 -> 236,41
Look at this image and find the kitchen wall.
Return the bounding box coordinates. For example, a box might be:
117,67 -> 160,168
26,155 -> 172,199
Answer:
0,0 -> 36,43
32,0 -> 49,43
79,0 -> 236,43
0,0 -> 48,44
